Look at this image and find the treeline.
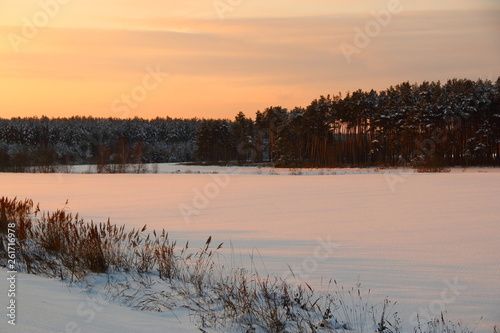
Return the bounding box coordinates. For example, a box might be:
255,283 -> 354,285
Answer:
196,78 -> 500,168
0,117 -> 199,172
0,78 -> 499,172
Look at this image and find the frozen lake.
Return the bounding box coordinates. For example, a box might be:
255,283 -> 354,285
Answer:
1,166 -> 499,332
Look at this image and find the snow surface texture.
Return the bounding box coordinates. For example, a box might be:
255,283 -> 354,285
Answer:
0,269 -> 196,332
0,165 -> 499,332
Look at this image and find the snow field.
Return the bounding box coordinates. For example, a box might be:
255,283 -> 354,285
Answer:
0,167 -> 499,332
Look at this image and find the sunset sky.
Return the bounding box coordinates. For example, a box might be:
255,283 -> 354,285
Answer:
1,0 -> 499,120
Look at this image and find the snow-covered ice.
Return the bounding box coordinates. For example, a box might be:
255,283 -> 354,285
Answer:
0,165 -> 499,332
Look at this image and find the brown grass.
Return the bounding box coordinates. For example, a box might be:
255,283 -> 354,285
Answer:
0,196 -> 220,283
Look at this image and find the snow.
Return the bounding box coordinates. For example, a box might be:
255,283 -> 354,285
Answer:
0,165 -> 499,332
0,269 -> 197,332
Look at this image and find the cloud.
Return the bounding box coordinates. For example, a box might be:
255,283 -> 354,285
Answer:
0,7 -> 498,118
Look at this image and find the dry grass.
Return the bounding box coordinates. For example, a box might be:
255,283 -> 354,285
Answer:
413,313 -> 478,333
0,196 -> 220,284
415,167 -> 451,173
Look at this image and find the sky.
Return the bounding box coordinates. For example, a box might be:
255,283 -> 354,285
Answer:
0,0 -> 499,120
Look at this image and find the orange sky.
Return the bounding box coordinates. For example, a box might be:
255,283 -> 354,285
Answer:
0,0 -> 499,119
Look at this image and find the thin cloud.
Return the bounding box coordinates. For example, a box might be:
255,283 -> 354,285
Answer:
0,5 -> 498,118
